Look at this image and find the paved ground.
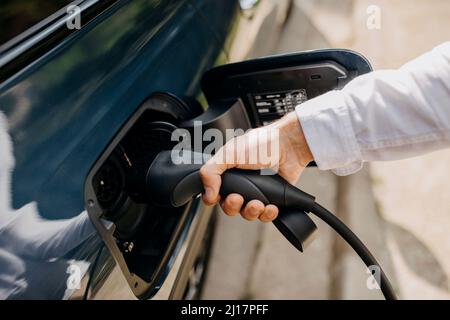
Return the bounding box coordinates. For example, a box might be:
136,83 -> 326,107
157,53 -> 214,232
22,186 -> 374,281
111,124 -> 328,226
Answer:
203,0 -> 450,299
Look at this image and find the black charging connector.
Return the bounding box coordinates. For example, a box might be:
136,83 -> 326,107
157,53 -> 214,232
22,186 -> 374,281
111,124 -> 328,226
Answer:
145,150 -> 398,300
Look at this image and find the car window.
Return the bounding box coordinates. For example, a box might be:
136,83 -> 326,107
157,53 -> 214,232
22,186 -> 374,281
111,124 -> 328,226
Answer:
0,0 -> 75,46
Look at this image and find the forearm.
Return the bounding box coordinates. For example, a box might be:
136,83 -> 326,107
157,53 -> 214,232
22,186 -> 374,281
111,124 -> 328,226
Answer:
296,42 -> 450,175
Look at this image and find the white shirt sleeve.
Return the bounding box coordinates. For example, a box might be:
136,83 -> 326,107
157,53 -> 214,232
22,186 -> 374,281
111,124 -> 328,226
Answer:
296,42 -> 450,176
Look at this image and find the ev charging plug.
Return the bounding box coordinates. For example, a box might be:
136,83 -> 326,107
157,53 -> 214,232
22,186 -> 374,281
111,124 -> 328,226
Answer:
145,150 -> 398,300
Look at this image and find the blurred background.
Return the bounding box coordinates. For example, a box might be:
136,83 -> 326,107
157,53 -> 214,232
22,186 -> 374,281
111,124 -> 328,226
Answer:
202,0 -> 450,300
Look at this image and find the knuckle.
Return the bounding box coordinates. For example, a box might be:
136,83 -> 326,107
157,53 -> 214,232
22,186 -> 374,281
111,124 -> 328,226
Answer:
222,199 -> 239,216
242,204 -> 261,221
252,200 -> 264,210
259,205 -> 278,222
199,166 -> 209,179
224,196 -> 236,208
246,202 -> 255,211
202,196 -> 214,206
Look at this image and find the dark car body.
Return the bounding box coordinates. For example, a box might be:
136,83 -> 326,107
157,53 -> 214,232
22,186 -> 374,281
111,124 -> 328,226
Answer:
0,0 -> 240,300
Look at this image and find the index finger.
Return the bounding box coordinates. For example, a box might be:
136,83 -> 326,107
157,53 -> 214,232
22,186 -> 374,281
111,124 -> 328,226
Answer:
199,143 -> 237,205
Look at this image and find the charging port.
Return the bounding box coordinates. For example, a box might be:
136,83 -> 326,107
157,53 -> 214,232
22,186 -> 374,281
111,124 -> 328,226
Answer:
85,93 -> 203,298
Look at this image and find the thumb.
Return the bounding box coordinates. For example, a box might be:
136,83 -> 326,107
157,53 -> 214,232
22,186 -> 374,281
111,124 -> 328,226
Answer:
199,145 -> 236,205
199,163 -> 223,205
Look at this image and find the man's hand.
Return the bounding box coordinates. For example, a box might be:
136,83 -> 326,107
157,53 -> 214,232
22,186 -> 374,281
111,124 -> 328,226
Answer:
199,112 -> 313,222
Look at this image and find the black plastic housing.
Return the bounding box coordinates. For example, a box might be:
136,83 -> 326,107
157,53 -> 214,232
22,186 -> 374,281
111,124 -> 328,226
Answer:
146,150 -> 317,252
201,49 -> 372,127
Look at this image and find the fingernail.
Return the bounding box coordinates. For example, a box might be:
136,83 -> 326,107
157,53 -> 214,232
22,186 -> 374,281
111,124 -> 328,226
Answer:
250,208 -> 259,217
267,211 -> 276,220
231,202 -> 240,211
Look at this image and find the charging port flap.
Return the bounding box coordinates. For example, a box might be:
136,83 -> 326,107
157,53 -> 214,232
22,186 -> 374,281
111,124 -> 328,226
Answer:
201,49 -> 372,127
84,93 -> 203,299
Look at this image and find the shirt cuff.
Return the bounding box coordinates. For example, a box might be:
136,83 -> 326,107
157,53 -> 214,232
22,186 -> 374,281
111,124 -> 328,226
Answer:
295,90 -> 363,176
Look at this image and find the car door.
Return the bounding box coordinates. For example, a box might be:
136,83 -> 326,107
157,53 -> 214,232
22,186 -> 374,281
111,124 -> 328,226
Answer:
0,0 -> 237,300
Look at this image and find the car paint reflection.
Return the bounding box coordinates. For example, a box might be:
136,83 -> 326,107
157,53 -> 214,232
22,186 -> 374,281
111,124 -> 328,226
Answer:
0,112 -> 95,299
